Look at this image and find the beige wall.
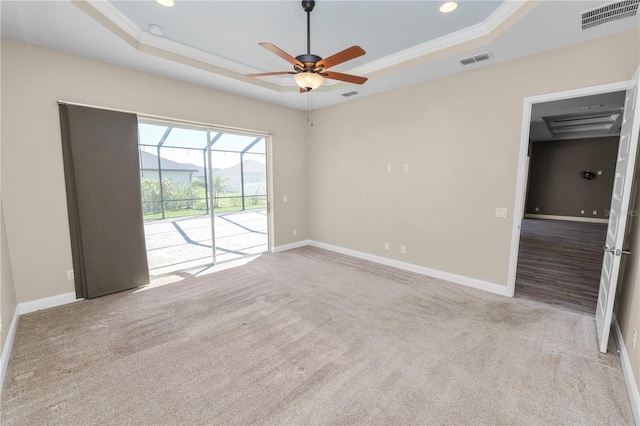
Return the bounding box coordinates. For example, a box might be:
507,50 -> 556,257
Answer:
1,203 -> 18,354
616,135 -> 640,394
0,38 -> 308,303
308,29 -> 639,286
308,28 -> 640,395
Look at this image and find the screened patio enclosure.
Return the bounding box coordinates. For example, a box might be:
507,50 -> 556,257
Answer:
137,120 -> 268,276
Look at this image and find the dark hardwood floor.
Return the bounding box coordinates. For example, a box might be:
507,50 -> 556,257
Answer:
515,218 -> 608,314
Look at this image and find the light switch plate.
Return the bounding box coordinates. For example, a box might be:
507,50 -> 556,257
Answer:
495,208 -> 508,218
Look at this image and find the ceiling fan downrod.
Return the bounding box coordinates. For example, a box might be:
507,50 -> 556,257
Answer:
296,0 -> 320,72
302,0 -> 314,55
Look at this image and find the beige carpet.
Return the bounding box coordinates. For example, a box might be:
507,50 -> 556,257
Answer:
1,247 -> 633,425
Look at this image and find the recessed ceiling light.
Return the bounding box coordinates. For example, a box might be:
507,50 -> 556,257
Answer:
148,24 -> 164,36
440,1 -> 458,13
156,0 -> 175,7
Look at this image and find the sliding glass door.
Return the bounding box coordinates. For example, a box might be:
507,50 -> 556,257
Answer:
138,120 -> 269,276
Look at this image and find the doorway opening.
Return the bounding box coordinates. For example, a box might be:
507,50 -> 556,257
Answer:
508,76 -> 640,352
514,91 -> 625,314
137,120 -> 269,276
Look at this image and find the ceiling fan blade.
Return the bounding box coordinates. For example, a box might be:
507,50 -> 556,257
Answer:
300,87 -> 310,93
316,46 -> 365,70
247,71 -> 296,77
258,42 -> 303,68
321,71 -> 368,85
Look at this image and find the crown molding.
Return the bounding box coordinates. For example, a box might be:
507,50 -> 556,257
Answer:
75,0 -> 536,93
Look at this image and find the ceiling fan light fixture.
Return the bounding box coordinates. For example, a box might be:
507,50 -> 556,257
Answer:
156,0 -> 175,7
294,72 -> 324,91
440,1 -> 458,13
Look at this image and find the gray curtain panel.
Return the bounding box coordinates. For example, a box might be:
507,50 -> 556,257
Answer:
59,104 -> 149,299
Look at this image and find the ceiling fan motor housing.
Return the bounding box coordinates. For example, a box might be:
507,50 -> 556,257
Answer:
295,54 -> 322,72
302,0 -> 315,12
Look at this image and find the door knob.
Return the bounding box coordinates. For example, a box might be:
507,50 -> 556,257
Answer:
604,246 -> 632,256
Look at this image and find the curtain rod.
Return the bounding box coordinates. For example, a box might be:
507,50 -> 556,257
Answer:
57,100 -> 272,138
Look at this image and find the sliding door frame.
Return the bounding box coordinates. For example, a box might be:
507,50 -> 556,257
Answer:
137,115 -> 274,266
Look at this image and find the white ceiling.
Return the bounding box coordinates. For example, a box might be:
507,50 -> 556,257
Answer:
2,0 -> 639,111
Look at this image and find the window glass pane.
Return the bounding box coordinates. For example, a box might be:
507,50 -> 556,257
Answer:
246,138 -> 266,154
211,151 -> 242,211
138,123 -> 170,146
163,127 -> 208,149
211,133 -> 258,152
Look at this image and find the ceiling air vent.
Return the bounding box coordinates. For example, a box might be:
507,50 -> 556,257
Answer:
341,91 -> 359,97
581,0 -> 639,30
459,52 -> 493,66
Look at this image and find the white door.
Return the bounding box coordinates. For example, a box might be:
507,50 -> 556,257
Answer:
596,74 -> 640,353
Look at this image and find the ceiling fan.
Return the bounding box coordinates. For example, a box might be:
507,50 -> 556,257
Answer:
247,0 -> 368,92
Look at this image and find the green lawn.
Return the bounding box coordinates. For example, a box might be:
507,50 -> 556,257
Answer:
143,195 -> 266,221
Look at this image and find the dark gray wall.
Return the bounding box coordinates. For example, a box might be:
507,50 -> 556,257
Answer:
525,137 -> 619,219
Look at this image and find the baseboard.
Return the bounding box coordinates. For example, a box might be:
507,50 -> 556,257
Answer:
307,240 -> 511,297
524,214 -> 609,224
273,239 -> 312,253
18,291 -> 79,315
0,306 -> 20,389
613,316 -> 640,426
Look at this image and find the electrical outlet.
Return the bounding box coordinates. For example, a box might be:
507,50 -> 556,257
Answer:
535,207 -> 539,212
387,164 -> 392,172
633,329 -> 637,349
283,195 -> 288,203
400,245 -> 406,254
403,164 -> 409,172
597,170 -> 602,175
593,210 -> 597,215
292,229 -> 297,236
384,242 -> 389,250
66,270 -> 75,280
581,210 -> 585,215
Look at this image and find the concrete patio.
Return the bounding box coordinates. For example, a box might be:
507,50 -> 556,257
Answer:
144,209 -> 268,276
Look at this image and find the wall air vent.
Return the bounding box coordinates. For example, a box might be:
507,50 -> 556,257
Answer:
459,52 -> 493,66
341,91 -> 359,97
581,0 -> 639,30
473,53 -> 491,62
